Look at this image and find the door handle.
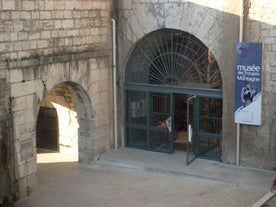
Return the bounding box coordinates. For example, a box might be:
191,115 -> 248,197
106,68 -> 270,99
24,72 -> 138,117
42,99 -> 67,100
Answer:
188,124 -> 192,143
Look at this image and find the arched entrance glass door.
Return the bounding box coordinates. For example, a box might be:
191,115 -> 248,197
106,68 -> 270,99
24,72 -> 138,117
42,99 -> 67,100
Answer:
125,29 -> 223,161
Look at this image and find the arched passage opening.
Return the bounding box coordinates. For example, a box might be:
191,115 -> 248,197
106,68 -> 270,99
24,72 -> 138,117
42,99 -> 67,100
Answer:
125,29 -> 223,162
36,81 -> 94,163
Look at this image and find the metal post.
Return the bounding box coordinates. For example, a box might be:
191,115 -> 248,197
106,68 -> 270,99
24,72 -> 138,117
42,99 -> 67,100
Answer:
236,0 -> 244,166
111,19 -> 118,149
236,123 -> 240,166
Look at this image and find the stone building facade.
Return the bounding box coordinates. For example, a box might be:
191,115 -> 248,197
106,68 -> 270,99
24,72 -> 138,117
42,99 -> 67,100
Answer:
241,0 -> 276,169
0,0 -> 275,202
116,0 -> 276,169
0,0 -> 114,200
117,0 -> 239,163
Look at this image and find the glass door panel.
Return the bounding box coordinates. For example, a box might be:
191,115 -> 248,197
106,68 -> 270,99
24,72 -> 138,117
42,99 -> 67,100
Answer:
126,91 -> 147,148
198,97 -> 222,161
149,93 -> 173,153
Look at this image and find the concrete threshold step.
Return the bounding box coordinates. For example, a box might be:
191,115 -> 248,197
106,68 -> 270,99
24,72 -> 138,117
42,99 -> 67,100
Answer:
94,158 -> 230,183
252,191 -> 276,207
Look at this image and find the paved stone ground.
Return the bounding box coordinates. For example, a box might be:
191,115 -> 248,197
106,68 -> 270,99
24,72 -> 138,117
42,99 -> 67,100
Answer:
14,148 -> 276,207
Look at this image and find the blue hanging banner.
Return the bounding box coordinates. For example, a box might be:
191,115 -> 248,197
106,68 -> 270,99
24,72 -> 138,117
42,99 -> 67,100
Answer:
235,42 -> 262,125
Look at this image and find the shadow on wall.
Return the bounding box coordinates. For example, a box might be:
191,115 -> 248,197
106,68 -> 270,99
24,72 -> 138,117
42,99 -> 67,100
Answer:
117,0 -> 276,169
36,81 -> 92,164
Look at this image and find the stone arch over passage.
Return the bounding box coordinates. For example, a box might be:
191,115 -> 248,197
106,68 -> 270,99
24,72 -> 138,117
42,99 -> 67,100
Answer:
36,81 -> 94,163
124,29 -> 223,161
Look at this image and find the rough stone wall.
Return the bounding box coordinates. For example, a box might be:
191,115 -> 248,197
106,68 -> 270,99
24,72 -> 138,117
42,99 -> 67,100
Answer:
0,0 -> 110,61
117,0 -> 240,164
7,52 -> 112,199
241,0 -> 276,169
118,0 -> 276,170
0,78 -> 14,201
0,0 -> 114,199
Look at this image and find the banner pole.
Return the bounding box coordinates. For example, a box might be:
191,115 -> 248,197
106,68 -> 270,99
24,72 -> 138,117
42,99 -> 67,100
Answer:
236,123 -> 240,166
236,0 -> 244,166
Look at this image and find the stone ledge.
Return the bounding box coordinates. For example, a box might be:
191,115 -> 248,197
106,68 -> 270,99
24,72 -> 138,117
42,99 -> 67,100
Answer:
3,49 -> 110,69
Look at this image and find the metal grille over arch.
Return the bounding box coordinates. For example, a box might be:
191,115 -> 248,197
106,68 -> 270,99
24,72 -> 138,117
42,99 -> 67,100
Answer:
124,29 -> 223,161
125,29 -> 222,89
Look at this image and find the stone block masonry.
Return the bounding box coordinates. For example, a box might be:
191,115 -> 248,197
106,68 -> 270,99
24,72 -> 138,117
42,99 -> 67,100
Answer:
0,78 -> 13,201
117,0 -> 240,166
4,50 -> 113,199
0,77 -> 16,202
0,0 -> 114,200
117,0 -> 276,170
0,0 -> 111,61
241,0 -> 276,169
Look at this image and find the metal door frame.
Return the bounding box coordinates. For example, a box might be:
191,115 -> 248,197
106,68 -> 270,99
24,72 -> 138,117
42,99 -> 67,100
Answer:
125,89 -> 175,153
186,95 -> 223,165
186,95 -> 197,165
125,83 -> 222,158
148,92 -> 174,153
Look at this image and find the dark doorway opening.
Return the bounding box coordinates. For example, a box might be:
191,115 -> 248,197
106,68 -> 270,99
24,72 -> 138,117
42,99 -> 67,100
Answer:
173,94 -> 192,151
36,107 -> 59,152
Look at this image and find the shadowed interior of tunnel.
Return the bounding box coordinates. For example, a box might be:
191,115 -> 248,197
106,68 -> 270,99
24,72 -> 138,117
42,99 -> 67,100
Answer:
36,81 -> 93,164
36,82 -> 79,163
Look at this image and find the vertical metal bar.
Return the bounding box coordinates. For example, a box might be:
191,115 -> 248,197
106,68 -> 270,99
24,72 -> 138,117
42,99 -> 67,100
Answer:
186,96 -> 190,165
237,123 -> 240,166
186,95 -> 196,165
237,0 -> 244,167
111,19 -> 118,149
170,93 -> 174,153
146,92 -> 150,150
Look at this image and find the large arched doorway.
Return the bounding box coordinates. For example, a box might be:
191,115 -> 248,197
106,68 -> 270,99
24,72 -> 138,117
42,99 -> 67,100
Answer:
36,81 -> 94,163
125,29 -> 223,162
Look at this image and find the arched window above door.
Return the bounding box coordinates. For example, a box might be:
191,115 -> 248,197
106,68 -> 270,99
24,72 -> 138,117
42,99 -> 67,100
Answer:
125,29 -> 222,89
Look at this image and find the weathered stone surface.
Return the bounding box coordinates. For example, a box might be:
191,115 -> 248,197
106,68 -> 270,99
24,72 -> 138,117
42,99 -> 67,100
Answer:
0,0 -> 275,202
117,0 -> 276,170
118,0 -> 240,165
0,0 -> 111,61
0,78 -> 12,200
0,0 -> 113,200
241,0 -> 276,169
